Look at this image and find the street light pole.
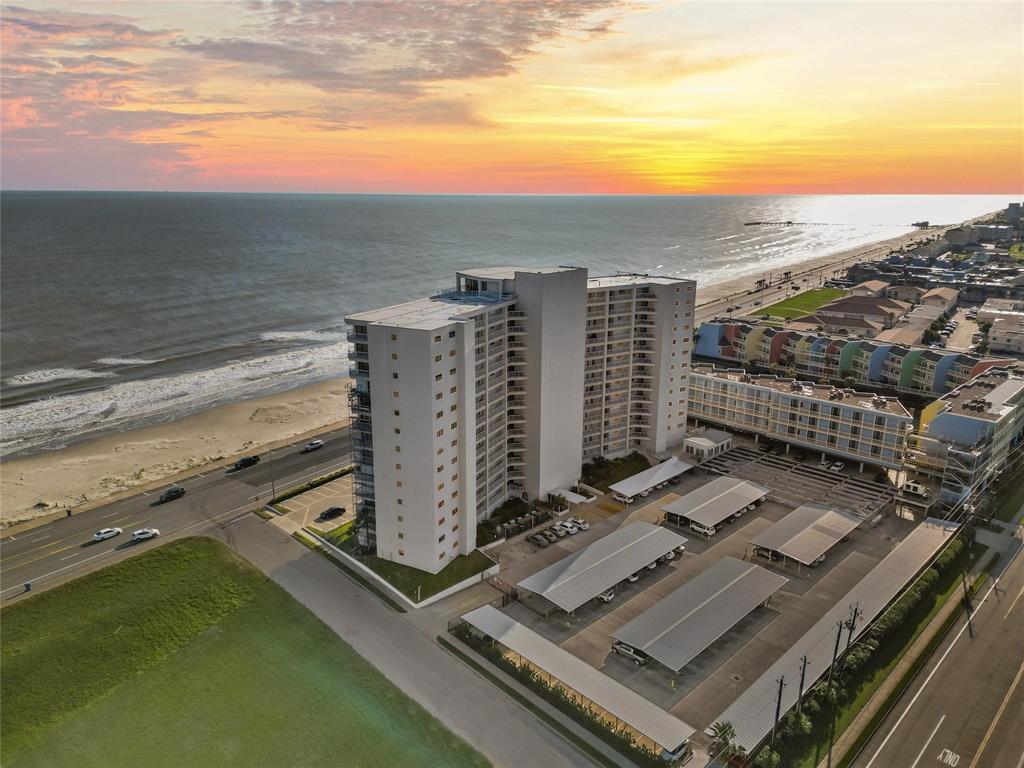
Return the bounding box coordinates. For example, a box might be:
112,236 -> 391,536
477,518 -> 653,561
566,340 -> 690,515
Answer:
268,448 -> 277,501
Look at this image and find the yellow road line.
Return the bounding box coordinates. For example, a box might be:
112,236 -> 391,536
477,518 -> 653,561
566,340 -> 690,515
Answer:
969,659 -> 1024,768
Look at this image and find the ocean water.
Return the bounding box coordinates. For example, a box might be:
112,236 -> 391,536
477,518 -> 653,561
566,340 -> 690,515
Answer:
0,192 -> 1009,456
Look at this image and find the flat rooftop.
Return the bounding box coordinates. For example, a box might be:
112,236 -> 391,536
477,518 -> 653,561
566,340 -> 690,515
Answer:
661,477 -> 768,529
750,503 -> 862,566
714,518 -> 959,753
612,557 -> 787,673
457,266 -> 578,281
691,366 -> 912,417
684,429 -> 733,450
937,371 -> 1024,421
462,605 -> 696,752
516,522 -> 688,613
346,291 -> 512,331
587,274 -> 693,289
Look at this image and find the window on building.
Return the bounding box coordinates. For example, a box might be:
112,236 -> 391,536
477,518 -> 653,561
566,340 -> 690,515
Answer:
393,390 -> 399,398
435,373 -> 442,382
391,352 -> 398,360
394,427 -> 400,434
449,330 -> 456,338
437,500 -> 445,508
393,409 -> 400,416
395,463 -> 401,470
449,368 -> 456,375
438,534 -> 446,543
390,334 -> 396,341
395,445 -> 401,452
434,335 -> 441,343
396,498 -> 403,505
450,386 -> 457,394
438,517 -> 445,525
435,392 -> 442,400
392,371 -> 398,379
450,421 -> 458,430
449,350 -> 456,357
398,549 -> 404,556
436,428 -> 444,437
437,464 -> 444,473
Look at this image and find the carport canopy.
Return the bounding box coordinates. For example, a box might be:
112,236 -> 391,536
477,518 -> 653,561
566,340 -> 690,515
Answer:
661,477 -> 768,529
608,457 -> 694,499
516,522 -> 688,613
612,557 -> 787,672
552,487 -> 590,505
462,605 -> 696,756
749,503 -> 861,566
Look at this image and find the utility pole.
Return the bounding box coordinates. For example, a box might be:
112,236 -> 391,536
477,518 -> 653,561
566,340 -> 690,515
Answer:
825,620 -> 844,768
844,602 -> 862,655
770,675 -> 787,750
796,655 -> 809,717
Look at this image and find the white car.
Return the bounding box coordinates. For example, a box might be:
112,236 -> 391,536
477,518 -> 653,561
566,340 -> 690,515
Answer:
569,517 -> 590,531
131,528 -> 160,541
596,590 -> 615,603
557,521 -> 579,535
625,572 -> 640,583
829,462 -> 845,473
302,439 -> 325,453
612,493 -> 634,505
659,551 -> 675,562
93,527 -> 122,542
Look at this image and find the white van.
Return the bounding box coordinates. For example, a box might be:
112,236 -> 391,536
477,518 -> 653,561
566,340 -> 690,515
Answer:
902,481 -> 929,498
689,521 -> 717,537
612,493 -> 634,505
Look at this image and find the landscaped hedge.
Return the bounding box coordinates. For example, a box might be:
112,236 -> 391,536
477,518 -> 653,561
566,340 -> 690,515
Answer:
453,624 -> 677,768
762,528 -> 976,767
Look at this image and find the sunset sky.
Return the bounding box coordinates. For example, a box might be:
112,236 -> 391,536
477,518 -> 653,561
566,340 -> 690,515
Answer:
2,1 -> 1022,194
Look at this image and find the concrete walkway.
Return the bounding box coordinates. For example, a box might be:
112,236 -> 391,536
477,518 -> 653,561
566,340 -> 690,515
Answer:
214,514 -> 594,768
821,524 -> 1023,768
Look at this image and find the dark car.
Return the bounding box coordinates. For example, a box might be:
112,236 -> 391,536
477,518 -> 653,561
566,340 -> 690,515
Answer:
230,455 -> 261,471
158,486 -> 186,503
317,506 -> 345,521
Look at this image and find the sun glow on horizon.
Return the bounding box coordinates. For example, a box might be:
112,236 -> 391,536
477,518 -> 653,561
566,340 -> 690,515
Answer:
1,1 -> 1021,194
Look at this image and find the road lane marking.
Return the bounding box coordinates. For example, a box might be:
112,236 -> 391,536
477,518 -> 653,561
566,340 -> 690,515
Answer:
968,659 -> 1024,768
909,715 -> 945,768
102,511 -> 121,518
1004,584 -> 1024,620
1,545 -> 75,574
0,502 -> 257,599
60,553 -> 80,561
29,534 -> 51,542
865,570 -> 1009,768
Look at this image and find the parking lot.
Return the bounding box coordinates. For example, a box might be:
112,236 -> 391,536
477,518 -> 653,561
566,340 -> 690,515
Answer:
478,450 -> 915,740
702,445 -> 896,518
277,474 -> 353,532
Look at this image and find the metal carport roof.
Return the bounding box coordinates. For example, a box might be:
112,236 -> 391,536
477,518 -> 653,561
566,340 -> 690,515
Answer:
749,503 -> 861,566
661,477 -> 769,528
516,522 -> 688,612
462,605 -> 696,753
612,557 -> 787,672
712,518 -> 959,752
608,457 -> 694,499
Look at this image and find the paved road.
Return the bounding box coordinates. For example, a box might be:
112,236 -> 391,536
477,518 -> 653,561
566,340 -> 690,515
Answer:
0,426 -> 351,603
853,545 -> 1024,768
213,513 -> 593,768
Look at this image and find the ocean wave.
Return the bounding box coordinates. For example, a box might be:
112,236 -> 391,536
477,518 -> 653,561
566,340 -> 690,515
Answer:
3,368 -> 117,387
1,340 -> 352,456
261,330 -> 349,343
94,357 -> 164,366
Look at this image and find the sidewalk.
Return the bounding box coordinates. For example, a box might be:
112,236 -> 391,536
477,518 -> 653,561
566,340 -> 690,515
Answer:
821,525 -> 1022,768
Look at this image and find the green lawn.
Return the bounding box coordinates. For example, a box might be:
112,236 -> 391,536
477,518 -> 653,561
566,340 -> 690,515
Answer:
357,549 -> 496,602
759,287 -> 847,320
582,454 -> 651,493
1,538 -> 488,768
992,471 -> 1024,523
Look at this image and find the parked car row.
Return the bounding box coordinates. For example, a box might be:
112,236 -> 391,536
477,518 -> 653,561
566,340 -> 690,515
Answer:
527,517 -> 590,548
818,458 -> 845,473
611,476 -> 683,506
687,498 -> 764,538
594,544 -> 685,606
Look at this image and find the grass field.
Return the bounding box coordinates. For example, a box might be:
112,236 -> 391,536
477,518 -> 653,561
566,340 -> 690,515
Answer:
758,287 -> 847,320
1,538 -> 489,768
582,454 -> 651,493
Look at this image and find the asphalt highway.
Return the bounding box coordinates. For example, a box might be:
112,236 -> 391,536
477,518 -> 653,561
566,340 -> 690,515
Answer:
853,544 -> 1024,768
0,425 -> 351,604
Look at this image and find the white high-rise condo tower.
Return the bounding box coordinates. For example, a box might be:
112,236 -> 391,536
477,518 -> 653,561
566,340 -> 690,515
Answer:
346,267 -> 696,574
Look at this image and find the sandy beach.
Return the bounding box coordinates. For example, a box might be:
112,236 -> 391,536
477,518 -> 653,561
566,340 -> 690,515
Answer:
0,221 -> 976,529
0,380 -> 349,528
